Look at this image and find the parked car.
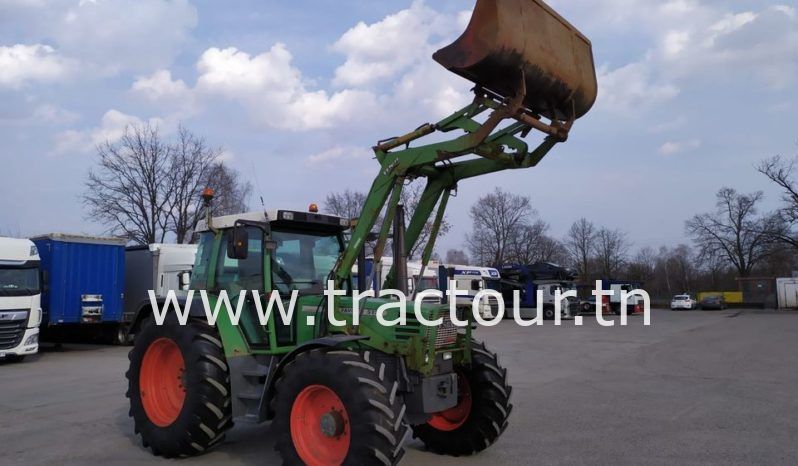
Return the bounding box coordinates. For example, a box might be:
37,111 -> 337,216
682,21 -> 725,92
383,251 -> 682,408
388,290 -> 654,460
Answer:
670,294 -> 697,310
700,295 -> 727,310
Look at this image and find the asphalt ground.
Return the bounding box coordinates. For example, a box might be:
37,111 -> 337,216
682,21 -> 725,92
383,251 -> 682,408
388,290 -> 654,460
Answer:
2,308 -> 797,465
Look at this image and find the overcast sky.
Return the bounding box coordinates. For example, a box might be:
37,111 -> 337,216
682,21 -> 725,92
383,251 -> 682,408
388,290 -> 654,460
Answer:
1,0 -> 796,255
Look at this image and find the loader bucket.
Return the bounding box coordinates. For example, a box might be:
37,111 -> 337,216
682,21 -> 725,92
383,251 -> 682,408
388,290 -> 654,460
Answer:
434,0 -> 597,121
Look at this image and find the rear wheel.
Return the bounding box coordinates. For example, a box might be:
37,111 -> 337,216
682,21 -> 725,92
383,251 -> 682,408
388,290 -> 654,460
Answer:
126,315 -> 232,457
543,307 -> 556,320
272,348 -> 409,465
412,340 -> 513,456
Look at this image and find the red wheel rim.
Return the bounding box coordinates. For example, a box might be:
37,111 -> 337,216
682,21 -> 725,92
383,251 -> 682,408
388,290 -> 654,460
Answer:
428,372 -> 472,431
139,337 -> 186,427
291,385 -> 350,466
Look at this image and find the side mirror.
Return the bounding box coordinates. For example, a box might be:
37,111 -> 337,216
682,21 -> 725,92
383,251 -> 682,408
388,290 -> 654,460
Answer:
228,226 -> 249,260
471,279 -> 481,291
178,272 -> 191,290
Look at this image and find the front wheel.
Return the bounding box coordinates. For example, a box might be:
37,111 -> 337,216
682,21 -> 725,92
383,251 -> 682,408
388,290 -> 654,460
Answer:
412,340 -> 513,456
272,348 -> 409,465
126,316 -> 232,457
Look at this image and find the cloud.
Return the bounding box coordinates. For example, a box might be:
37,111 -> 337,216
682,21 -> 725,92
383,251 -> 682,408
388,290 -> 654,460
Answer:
659,139 -> 701,156
129,1 -> 473,132
31,104 -> 80,124
305,146 -> 372,167
597,62 -> 680,113
0,44 -> 73,88
194,44 -> 377,130
55,0 -> 197,75
659,6 -> 798,88
331,0 -> 455,87
51,109 -> 163,155
576,1 -> 798,115
132,70 -> 190,101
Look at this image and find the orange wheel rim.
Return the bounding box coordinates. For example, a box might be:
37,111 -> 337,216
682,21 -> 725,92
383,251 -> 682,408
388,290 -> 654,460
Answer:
428,372 -> 472,431
140,337 -> 186,427
290,385 -> 350,466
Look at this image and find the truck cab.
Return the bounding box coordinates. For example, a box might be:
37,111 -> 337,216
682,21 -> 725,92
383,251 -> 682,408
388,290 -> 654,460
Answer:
603,281 -> 645,315
437,265 -> 501,319
0,237 -> 42,361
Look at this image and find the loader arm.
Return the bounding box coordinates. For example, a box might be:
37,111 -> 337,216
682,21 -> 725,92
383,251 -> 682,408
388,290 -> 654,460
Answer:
333,0 -> 598,295
334,87 -> 564,290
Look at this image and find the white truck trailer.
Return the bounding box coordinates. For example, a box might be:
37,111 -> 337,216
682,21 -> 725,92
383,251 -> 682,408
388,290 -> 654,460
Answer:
123,243 -> 198,342
0,237 -> 42,361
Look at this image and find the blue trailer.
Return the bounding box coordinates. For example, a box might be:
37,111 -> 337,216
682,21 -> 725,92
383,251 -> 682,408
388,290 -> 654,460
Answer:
31,233 -> 127,343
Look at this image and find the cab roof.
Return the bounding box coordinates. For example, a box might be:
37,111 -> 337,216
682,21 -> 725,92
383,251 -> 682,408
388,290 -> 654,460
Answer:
195,209 -> 350,232
0,237 -> 39,263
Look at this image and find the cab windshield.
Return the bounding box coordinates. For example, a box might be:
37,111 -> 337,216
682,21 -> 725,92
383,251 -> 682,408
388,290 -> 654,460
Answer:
0,265 -> 40,296
271,228 -> 343,295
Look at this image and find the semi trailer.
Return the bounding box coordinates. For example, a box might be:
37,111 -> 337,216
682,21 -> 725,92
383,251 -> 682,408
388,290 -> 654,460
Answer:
32,234 -> 127,344
123,243 -> 198,343
0,237 -> 42,362
125,0 -> 598,463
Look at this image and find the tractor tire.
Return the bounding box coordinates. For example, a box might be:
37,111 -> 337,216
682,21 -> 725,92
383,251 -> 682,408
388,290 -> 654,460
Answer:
272,348 -> 409,466
126,315 -> 232,458
412,340 -> 513,456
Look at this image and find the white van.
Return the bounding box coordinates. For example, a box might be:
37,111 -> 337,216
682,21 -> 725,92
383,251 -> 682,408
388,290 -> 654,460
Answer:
0,237 -> 42,361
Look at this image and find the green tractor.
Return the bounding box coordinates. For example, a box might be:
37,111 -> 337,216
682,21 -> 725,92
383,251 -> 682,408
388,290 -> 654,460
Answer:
125,0 -> 597,464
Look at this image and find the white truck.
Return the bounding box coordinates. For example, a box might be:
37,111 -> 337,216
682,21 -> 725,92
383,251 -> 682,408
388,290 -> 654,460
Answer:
123,244 -> 198,342
438,264 -> 501,319
0,237 -> 42,362
352,259 -> 497,318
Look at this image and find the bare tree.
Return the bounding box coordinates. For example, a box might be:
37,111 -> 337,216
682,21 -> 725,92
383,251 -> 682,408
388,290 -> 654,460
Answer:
564,218 -> 596,277
534,235 -> 570,265
594,227 -> 629,278
169,127 -> 222,244
466,188 -> 533,265
757,155 -> 798,248
202,162 -> 252,218
323,182 -> 451,259
325,189 -> 367,221
84,123 -> 250,245
664,244 -> 696,293
400,182 -> 451,259
506,220 -> 566,264
686,187 -> 776,277
84,124 -> 173,244
445,249 -> 470,265
626,246 -> 657,283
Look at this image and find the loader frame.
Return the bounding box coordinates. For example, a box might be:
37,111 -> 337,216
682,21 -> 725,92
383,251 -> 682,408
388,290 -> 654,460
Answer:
334,82 -> 571,297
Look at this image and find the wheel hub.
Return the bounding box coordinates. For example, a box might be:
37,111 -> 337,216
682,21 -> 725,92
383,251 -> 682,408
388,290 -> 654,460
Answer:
290,384 -> 350,466
320,410 -> 345,438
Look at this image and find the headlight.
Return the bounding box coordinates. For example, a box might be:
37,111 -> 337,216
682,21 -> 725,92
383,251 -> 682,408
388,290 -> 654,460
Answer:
24,333 -> 39,346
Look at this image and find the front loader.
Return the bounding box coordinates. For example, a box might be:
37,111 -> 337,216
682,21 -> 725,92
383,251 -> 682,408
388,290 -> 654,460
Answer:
125,0 -> 597,464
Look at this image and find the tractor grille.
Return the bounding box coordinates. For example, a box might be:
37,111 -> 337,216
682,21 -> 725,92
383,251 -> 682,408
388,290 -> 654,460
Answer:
429,314 -> 458,348
0,314 -> 27,350
396,313 -> 459,349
